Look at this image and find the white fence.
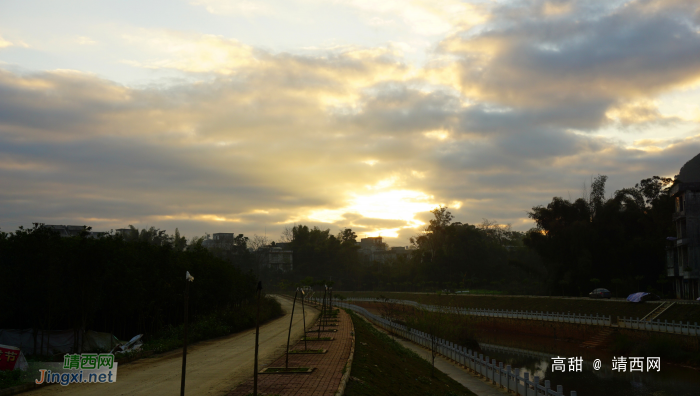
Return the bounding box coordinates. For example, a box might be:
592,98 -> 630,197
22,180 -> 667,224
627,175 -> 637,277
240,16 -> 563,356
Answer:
325,299 -> 577,396
617,317 -> 699,336
339,297 -> 611,326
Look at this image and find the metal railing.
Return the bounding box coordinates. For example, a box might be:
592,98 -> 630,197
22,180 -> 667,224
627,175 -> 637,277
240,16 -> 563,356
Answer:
324,299 -> 577,396
338,297 -> 611,326
617,316 -> 699,335
337,297 -> 700,335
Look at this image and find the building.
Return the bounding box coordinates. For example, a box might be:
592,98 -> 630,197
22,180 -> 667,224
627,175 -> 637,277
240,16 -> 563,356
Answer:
199,232 -> 249,263
203,233 -> 235,250
357,237 -> 413,264
114,228 -> 132,237
359,236 -> 385,250
667,153 -> 700,299
40,224 -> 107,238
254,242 -> 293,271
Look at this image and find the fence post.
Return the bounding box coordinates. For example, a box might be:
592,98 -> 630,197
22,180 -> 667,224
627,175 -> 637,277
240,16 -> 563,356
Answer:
524,372 -> 530,396
498,362 -> 503,387
506,365 -> 512,392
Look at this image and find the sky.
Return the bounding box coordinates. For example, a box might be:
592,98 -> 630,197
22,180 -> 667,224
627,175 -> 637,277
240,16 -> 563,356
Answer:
1,0 -> 700,245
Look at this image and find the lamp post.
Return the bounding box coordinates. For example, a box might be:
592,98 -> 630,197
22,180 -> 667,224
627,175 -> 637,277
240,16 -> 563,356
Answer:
285,288 -> 299,370
253,281 -> 262,396
319,285 -> 327,337
181,271 -> 194,396
300,289 -> 307,350
329,286 -> 333,312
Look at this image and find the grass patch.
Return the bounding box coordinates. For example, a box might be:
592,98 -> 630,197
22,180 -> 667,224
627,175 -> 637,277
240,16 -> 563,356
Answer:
0,370 -> 23,390
656,303 -> 700,322
345,309 -> 477,396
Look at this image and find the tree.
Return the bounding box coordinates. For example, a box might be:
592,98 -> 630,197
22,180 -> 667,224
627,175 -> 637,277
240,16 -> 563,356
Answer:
1,224 -> 261,346
280,226 -> 294,243
427,205 -> 453,233
172,228 -> 187,252
249,234 -> 269,252
589,174 -> 608,216
337,228 -> 357,245
524,173 -> 673,296
636,176 -> 675,205
478,218 -> 514,246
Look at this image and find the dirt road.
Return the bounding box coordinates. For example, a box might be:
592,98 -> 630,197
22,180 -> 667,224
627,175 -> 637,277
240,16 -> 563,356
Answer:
26,296 -> 318,396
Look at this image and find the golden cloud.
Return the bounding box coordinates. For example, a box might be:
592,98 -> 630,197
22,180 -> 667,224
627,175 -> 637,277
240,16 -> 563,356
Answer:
121,29 -> 260,74
605,100 -> 665,125
337,0 -> 488,36
0,34 -> 29,49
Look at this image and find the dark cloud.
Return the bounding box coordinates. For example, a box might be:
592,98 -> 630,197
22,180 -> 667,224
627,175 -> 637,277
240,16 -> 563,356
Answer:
440,0 -> 700,128
2,1 -> 699,243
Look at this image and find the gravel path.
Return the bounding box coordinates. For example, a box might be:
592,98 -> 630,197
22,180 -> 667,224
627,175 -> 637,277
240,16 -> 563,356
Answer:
25,296 -> 318,396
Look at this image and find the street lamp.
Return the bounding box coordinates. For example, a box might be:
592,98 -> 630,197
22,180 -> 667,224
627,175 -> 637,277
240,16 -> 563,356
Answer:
285,287 -> 301,370
300,288 -> 307,350
253,281 -> 262,396
181,271 -> 194,396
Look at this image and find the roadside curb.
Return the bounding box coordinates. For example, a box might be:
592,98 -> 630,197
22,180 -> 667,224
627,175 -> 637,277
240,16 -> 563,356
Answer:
335,307 -> 355,396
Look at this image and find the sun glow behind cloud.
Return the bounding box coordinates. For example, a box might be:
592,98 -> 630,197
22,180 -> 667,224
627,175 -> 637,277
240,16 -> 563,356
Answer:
348,190 -> 435,226
308,189 -> 437,232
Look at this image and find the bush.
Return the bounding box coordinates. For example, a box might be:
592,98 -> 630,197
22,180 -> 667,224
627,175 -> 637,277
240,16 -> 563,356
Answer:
0,370 -> 23,390
143,296 -> 283,354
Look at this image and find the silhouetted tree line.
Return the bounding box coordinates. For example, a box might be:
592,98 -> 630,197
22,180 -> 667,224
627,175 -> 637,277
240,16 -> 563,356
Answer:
1,224 -> 259,341
269,176 -> 674,297
265,210 -> 545,294
525,175 -> 674,296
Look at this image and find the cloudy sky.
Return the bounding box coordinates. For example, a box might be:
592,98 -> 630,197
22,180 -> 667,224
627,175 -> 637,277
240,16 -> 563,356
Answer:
1,0 -> 700,245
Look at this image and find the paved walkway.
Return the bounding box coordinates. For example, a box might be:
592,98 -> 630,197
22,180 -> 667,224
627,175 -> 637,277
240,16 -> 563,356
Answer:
357,315 -> 508,396
228,306 -> 353,396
